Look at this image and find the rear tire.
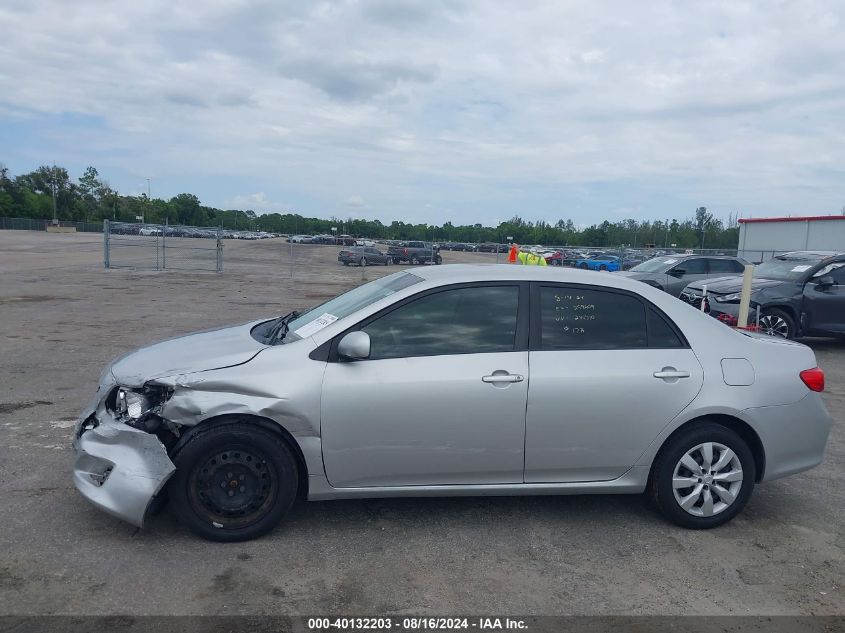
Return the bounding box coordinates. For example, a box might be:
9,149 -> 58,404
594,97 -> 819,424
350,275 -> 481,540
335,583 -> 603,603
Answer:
435,255 -> 442,265
170,423 -> 299,542
411,256 -> 420,265
578,263 -> 588,269
759,308 -> 795,339
650,422 -> 755,529
599,264 -> 608,271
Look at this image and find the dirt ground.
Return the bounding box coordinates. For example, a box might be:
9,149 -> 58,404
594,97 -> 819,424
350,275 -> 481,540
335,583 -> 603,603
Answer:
0,230 -> 842,616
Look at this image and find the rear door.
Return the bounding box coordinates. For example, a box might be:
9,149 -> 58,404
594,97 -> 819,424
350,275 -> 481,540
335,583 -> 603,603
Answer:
524,283 -> 704,482
803,264 -> 845,335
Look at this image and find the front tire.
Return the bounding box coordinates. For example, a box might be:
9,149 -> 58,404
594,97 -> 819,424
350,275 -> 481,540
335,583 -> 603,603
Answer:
650,422 -> 755,529
410,256 -> 420,265
759,308 -> 795,339
170,423 -> 299,542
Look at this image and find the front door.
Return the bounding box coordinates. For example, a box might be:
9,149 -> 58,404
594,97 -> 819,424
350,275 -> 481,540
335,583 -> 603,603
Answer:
665,257 -> 711,296
525,283 -> 704,482
321,284 -> 529,488
803,264 -> 845,335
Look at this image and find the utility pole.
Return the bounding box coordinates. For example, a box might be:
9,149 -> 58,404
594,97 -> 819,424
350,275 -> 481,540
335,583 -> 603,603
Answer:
145,177 -> 151,224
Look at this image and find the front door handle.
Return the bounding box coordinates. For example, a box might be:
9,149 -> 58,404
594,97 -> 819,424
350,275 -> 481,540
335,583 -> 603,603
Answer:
653,368 -> 690,380
482,373 -> 524,383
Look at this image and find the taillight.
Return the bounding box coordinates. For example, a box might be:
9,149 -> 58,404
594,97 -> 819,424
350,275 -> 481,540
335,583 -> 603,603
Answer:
800,367 -> 825,392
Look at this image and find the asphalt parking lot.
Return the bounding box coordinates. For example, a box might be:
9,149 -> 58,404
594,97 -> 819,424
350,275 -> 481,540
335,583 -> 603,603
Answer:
0,231 -> 843,616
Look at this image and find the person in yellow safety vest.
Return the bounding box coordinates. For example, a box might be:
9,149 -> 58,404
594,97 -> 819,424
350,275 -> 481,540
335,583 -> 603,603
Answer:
517,249 -> 547,266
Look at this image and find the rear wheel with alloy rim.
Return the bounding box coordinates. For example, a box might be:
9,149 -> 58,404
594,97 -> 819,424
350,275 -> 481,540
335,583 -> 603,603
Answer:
170,423 -> 298,542
759,308 -> 794,339
650,422 -> 755,529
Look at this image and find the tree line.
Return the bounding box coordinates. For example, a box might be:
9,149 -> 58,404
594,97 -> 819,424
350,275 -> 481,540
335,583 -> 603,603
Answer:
0,163 -> 739,248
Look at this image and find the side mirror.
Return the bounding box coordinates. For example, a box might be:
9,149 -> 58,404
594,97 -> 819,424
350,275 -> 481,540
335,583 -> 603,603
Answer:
816,275 -> 835,288
669,268 -> 687,277
337,331 -> 371,360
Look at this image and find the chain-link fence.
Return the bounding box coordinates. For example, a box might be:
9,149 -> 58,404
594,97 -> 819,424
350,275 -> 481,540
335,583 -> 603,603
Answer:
0,216 -> 104,232
104,220 -> 223,271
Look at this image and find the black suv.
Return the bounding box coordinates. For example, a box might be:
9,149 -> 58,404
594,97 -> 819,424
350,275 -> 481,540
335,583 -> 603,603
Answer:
681,251 -> 845,339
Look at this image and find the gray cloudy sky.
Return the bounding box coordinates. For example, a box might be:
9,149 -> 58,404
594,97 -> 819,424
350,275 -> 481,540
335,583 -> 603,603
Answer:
1,0 -> 844,225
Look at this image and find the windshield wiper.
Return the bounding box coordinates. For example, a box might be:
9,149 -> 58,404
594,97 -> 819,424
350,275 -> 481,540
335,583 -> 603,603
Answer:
266,311 -> 299,345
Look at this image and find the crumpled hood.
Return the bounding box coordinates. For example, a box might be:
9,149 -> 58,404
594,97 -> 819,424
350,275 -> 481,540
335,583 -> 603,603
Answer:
110,320 -> 268,387
685,276 -> 785,294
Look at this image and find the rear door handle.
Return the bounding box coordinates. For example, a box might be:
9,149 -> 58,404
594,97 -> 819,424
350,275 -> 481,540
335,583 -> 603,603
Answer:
653,368 -> 690,379
482,373 -> 524,383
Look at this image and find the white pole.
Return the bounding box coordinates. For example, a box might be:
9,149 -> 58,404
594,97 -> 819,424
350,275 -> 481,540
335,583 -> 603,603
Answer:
737,264 -> 755,328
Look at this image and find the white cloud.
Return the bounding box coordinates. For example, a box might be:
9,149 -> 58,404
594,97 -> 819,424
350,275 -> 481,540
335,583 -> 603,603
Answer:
346,195 -> 366,209
1,0 -> 844,224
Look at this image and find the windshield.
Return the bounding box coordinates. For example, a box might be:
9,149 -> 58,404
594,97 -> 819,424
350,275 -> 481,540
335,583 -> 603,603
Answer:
755,256 -> 824,281
285,272 -> 423,340
630,257 -> 681,273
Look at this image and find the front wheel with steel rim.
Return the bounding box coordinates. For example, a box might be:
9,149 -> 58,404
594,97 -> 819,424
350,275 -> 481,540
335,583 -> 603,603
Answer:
759,308 -> 795,339
650,422 -> 755,529
170,423 -> 299,542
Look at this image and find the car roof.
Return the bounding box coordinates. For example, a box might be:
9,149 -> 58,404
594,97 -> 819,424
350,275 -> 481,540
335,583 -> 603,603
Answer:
410,263 -> 654,292
774,250 -> 844,260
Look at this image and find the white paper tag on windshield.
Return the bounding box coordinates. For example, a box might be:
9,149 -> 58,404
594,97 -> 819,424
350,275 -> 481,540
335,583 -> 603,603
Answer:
791,265 -> 811,272
663,259 -> 677,264
294,313 -> 338,338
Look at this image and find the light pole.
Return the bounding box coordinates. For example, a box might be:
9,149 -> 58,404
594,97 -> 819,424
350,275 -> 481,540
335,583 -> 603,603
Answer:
51,164 -> 58,225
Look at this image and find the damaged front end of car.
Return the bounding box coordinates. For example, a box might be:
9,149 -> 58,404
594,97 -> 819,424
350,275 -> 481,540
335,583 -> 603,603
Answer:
72,373 -> 184,527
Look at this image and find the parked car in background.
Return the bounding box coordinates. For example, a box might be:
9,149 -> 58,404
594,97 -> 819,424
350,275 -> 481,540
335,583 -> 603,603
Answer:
387,241 -> 442,265
619,255 -> 747,296
681,251 -> 845,339
576,254 -> 621,271
73,265 -> 832,541
336,235 -> 356,246
288,235 -> 312,243
338,246 -> 391,267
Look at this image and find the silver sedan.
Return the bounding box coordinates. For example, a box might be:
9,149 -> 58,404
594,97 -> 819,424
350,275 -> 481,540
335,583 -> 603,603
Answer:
72,265 -> 832,541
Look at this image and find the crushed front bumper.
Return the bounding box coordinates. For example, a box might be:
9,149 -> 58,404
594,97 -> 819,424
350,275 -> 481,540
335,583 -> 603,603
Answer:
73,414 -> 175,528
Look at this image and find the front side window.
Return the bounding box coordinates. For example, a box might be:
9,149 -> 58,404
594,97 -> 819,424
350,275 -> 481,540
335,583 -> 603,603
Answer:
673,258 -> 707,275
539,286 -> 647,350
363,286 -> 519,360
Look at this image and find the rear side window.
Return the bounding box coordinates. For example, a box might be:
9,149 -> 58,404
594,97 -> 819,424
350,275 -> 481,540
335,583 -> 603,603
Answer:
539,286 -> 647,349
648,308 -> 685,348
538,286 -> 686,350
709,258 -> 745,274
